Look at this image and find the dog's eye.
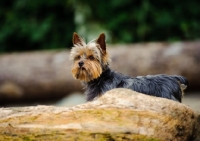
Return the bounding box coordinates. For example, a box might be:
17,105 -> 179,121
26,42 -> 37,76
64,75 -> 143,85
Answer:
89,55 -> 94,60
76,55 -> 81,60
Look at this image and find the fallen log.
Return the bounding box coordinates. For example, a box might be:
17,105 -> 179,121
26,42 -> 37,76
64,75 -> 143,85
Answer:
109,42 -> 200,91
0,88 -> 199,141
0,50 -> 82,101
0,41 -> 200,101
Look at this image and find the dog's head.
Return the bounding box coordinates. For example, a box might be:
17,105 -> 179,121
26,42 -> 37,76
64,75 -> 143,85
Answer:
70,32 -> 109,82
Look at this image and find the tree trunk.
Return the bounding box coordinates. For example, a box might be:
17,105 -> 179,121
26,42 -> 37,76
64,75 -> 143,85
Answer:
0,41 -> 199,101
0,88 -> 199,141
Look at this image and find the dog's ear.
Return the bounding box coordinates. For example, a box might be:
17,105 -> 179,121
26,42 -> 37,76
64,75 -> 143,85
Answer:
96,33 -> 106,54
73,32 -> 83,46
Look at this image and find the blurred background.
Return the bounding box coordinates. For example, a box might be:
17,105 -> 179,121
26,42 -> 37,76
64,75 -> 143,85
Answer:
0,0 -> 199,110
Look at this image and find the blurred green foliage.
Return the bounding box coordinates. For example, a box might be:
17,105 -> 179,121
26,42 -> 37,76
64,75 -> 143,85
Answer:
0,0 -> 75,52
0,0 -> 200,52
78,0 -> 200,43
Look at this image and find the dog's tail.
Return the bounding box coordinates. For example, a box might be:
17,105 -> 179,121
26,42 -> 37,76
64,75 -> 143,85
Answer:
173,75 -> 188,97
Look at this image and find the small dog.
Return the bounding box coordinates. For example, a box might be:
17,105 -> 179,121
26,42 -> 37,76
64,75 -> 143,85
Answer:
70,32 -> 188,102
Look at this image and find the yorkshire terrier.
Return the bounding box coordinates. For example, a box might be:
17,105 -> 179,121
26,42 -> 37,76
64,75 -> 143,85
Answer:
70,32 -> 188,102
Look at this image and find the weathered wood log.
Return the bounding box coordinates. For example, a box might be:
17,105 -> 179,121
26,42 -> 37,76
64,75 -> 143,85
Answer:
0,41 -> 199,101
0,88 -> 199,141
109,42 -> 200,91
0,50 -> 82,101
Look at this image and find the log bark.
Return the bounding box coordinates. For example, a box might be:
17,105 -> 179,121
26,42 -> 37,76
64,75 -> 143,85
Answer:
0,41 -> 200,101
0,88 -> 199,141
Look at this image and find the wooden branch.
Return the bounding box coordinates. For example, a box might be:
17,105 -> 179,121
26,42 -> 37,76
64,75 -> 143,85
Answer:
0,88 -> 199,141
0,41 -> 200,101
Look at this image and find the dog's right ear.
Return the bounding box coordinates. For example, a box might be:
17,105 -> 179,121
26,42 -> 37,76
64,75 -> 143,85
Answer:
73,32 -> 83,46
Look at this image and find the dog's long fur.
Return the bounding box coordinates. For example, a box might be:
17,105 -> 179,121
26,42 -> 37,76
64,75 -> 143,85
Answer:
70,32 -> 188,102
85,68 -> 188,102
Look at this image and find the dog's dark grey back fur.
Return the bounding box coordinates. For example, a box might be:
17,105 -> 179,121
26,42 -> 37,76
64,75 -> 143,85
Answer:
85,67 -> 188,102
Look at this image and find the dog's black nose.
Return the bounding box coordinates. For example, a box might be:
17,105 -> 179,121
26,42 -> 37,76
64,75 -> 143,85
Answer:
78,61 -> 84,67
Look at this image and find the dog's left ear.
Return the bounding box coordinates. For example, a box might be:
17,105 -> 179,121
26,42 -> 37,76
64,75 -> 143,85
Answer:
96,33 -> 106,54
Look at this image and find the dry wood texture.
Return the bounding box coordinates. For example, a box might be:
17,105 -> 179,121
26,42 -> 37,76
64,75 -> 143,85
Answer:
0,88 -> 199,141
0,41 -> 199,101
